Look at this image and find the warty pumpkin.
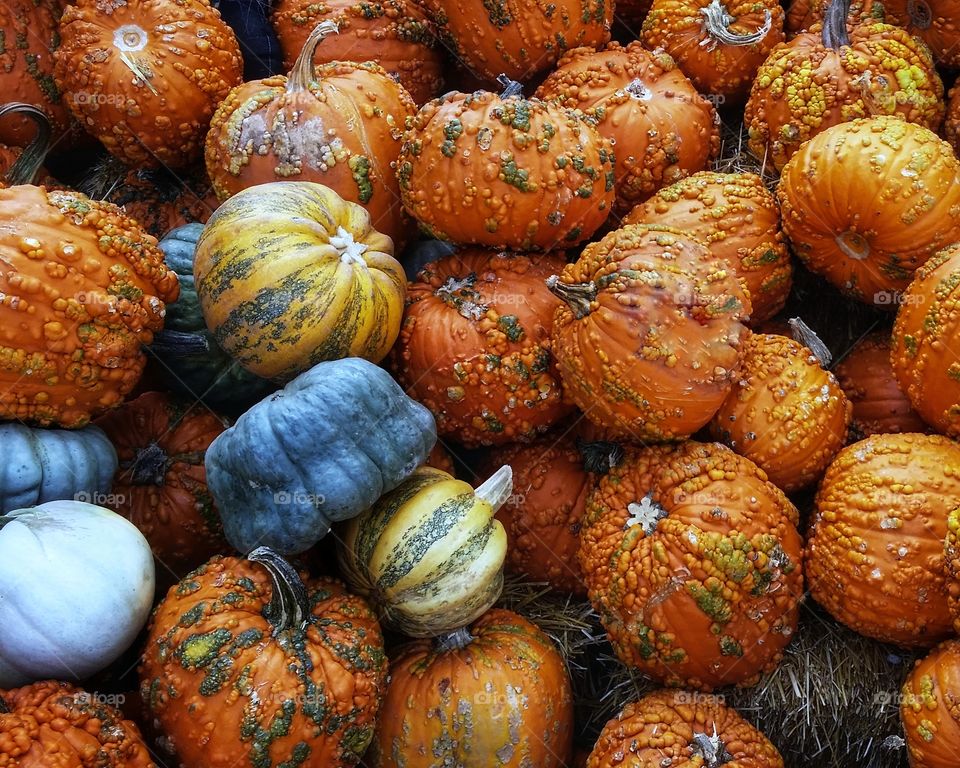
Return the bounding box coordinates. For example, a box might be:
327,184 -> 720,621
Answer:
193,181 -> 406,381
54,0 -> 242,168
623,170 -> 792,323
806,433 -> 960,647
579,441 -> 803,690
777,116 -> 960,306
397,84 -> 616,250
337,465 -> 511,637
548,224 -> 750,442
205,21 -> 416,246
0,184 -> 179,428
390,248 -> 572,447
946,507 -> 960,634
140,548 -> 387,768
535,42 -> 719,214
368,608 -> 573,768
901,639 -> 960,768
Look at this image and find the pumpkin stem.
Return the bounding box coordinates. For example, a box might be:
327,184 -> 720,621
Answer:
148,329 -> 213,356
907,0 -> 932,28
700,0 -> 773,48
787,317 -> 833,367
249,546 -> 310,635
821,0 -> 851,49
546,275 -> 597,320
288,21 -> 340,92
129,443 -> 169,486
691,728 -> 733,767
474,465 -> 513,513
497,74 -> 525,99
436,626 -> 475,651
576,439 -> 625,475
0,102 -> 51,186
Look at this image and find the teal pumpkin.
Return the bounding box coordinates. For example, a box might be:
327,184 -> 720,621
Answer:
0,424 -> 117,513
205,357 -> 437,555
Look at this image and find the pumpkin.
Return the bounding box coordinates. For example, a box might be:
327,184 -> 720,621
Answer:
891,244 -> 960,438
947,81 -> 960,157
337,464 -> 511,637
417,0 -> 611,84
94,392 -> 229,581
0,184 -> 179,428
834,330 -> 928,437
744,0 -> 944,173
0,103 -> 56,187
901,640 -> 960,768
587,690 -> 784,768
54,0 -> 243,168
623,171 -> 792,323
777,116 -> 960,306
368,608 -> 573,768
140,547 -> 386,768
205,23 -> 417,246
785,0 -> 879,32
194,182 -> 406,381
534,42 -> 719,214
0,680 -> 154,767
271,0 -> 443,104
641,0 -> 784,100
390,248 -> 572,447
709,332 -> 851,492
806,433 -> 960,647
205,357 -> 436,556
549,224 -> 750,442
0,422 -> 116,514
397,83 -> 616,250
579,441 -> 803,689
0,500 -> 155,686
946,507 -> 960,634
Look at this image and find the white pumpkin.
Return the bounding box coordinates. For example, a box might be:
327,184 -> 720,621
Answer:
0,500 -> 155,687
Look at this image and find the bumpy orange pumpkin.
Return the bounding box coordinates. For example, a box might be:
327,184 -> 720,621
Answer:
369,608 -> 573,768
535,42 -> 718,214
946,81 -> 960,157
834,330 -> 928,437
778,116 -> 960,306
54,0 -> 243,168
579,441 -> 803,689
397,86 -> 615,250
901,640 -> 960,768
205,22 -> 416,245
549,224 -> 750,442
391,249 -> 571,446
624,171 -> 792,323
946,507 -> 960,634
0,185 -> 179,428
271,0 -> 443,104
807,433 -> 960,647
588,690 -> 785,768
891,244 -> 960,438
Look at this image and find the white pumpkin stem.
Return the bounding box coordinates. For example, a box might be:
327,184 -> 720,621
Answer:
436,626 -> 475,651
248,546 -> 309,635
822,0 -> 851,48
474,464 -> 513,513
288,20 -> 340,92
546,275 -> 596,320
497,74 -> 525,99
787,317 -> 833,367
700,0 -> 772,48
691,728 -> 733,767
0,102 -> 50,186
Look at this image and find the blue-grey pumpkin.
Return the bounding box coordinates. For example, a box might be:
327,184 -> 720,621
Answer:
0,424 -> 117,513
205,357 -> 437,555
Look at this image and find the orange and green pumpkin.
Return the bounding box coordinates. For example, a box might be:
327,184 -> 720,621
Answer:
901,639 -> 960,768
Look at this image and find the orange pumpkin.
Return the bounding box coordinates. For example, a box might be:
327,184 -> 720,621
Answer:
777,116 -> 960,306
806,433 -> 960,647
0,185 -> 179,427
535,42 -> 719,214
205,22 -> 416,245
54,0 -> 243,168
549,224 -> 750,442
901,640 -> 960,768
369,608 -> 573,768
624,171 -> 792,323
271,0 -> 443,104
946,507 -> 960,634
946,81 -> 960,157
391,248 -> 572,447
397,85 -> 616,250
579,441 -> 803,689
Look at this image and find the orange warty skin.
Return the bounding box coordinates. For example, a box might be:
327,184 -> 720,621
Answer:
391,249 -> 572,447
946,81 -> 960,157
901,639 -> 960,768
369,609 -> 573,768
54,0 -> 243,169
0,680 -> 155,768
578,441 -> 803,690
807,433 -> 960,647
777,117 -> 960,306
587,690 -> 784,768
834,331 -> 929,438
945,508 -> 960,633
710,332 -> 851,493
0,185 -> 179,428
550,224 -> 749,442
397,90 -> 616,250
535,42 -> 719,214
624,171 -> 792,323
891,244 -> 960,438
